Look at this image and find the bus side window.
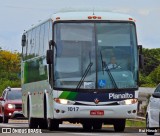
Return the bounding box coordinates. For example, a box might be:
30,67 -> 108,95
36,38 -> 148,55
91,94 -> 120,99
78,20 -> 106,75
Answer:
44,21 -> 49,51
39,24 -> 45,56
30,28 -> 36,58
26,30 -> 33,59
34,26 -> 40,57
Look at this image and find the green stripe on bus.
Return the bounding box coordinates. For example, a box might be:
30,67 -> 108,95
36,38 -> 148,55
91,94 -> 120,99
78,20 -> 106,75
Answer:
67,92 -> 78,100
59,91 -> 71,99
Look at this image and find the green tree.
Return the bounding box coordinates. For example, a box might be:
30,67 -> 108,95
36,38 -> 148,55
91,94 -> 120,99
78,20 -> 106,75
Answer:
142,48 -> 160,76
0,49 -> 21,95
149,65 -> 160,85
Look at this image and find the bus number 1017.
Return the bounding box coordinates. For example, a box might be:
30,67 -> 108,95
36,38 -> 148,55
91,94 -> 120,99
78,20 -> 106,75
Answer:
68,107 -> 79,111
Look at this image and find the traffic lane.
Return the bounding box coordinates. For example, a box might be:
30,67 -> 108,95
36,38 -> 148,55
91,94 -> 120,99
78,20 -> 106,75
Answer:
0,121 -> 154,135
0,127 -> 148,136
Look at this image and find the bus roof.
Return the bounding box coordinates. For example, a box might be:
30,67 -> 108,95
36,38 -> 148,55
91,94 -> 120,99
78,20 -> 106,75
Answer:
24,11 -> 135,33
51,11 -> 134,22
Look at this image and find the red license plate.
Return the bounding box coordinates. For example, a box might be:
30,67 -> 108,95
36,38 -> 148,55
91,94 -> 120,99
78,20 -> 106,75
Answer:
90,110 -> 104,115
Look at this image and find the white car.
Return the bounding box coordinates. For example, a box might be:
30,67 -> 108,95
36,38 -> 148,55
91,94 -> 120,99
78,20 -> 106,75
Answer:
146,83 -> 160,135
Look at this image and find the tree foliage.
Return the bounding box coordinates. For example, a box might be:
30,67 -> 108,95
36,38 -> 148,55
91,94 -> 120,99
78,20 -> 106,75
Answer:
142,48 -> 160,75
140,48 -> 160,87
0,49 -> 21,95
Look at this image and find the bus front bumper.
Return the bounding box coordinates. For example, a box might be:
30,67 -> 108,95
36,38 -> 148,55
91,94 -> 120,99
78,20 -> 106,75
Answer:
53,103 -> 137,119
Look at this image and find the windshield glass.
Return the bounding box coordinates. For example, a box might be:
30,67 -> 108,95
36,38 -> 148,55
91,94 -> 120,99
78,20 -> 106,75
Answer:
7,91 -> 22,100
54,22 -> 138,90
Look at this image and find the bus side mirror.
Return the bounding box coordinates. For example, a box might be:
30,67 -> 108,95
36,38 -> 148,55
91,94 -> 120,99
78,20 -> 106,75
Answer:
139,54 -> 144,69
46,50 -> 53,64
22,34 -> 26,47
47,40 -> 55,64
138,45 -> 144,69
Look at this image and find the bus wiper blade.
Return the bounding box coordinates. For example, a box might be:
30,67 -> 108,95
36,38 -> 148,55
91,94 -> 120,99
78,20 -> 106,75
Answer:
105,65 -> 118,89
100,51 -> 106,75
100,50 -> 118,89
76,62 -> 93,90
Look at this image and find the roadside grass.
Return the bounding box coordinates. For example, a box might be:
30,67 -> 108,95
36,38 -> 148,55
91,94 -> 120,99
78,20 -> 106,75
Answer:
126,119 -> 146,127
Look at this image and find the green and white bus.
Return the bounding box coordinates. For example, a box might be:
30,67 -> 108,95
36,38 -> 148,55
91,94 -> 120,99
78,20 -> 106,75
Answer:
21,11 -> 143,131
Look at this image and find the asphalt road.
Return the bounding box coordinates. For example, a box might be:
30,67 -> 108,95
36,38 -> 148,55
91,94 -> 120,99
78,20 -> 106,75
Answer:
0,119 -> 159,136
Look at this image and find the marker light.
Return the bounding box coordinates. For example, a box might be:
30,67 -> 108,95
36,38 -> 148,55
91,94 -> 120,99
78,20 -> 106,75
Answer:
56,17 -> 60,20
88,16 -> 102,19
88,16 -> 92,19
97,16 -> 102,19
93,16 -> 97,19
129,18 -> 134,21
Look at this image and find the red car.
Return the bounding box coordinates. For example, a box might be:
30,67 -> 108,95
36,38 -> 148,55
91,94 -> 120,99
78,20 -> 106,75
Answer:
0,87 -> 23,123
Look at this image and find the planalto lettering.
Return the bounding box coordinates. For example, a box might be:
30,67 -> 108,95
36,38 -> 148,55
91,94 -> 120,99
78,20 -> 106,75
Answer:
109,93 -> 133,99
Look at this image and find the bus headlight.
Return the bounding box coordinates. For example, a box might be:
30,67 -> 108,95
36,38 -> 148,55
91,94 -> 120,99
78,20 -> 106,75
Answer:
118,99 -> 138,105
54,98 -> 75,105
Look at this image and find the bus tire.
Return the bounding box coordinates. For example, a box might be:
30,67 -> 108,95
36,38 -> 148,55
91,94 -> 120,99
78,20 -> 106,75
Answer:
39,119 -> 47,129
28,100 -> 38,128
48,119 -> 59,130
114,119 -> 126,132
82,122 -> 92,131
93,122 -> 102,130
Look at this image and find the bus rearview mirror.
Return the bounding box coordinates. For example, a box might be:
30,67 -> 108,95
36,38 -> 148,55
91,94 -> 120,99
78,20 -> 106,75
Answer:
22,34 -> 26,47
46,50 -> 53,64
139,54 -> 144,69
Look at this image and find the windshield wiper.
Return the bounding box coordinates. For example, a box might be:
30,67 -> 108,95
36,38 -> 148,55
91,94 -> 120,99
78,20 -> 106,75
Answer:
100,51 -> 118,89
100,51 -> 106,75
76,62 -> 93,90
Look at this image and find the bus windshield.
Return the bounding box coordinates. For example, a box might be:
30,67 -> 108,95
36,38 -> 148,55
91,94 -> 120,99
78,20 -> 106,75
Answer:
54,22 -> 138,90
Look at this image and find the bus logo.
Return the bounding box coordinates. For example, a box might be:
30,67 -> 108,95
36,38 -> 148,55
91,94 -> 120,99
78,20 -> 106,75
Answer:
94,98 -> 100,104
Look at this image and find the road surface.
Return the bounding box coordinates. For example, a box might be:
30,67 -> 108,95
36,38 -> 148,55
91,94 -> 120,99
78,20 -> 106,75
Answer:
0,119 -> 159,136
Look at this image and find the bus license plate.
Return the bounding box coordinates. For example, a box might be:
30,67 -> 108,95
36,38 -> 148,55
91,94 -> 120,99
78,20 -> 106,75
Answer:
90,110 -> 104,115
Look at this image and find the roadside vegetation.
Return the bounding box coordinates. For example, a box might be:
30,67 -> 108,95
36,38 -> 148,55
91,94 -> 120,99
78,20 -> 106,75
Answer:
126,119 -> 146,127
0,48 -> 21,95
139,48 -> 160,87
0,47 -> 160,95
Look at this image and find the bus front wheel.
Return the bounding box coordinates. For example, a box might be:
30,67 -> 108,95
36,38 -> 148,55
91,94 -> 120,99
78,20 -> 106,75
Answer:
93,122 -> 102,130
82,122 -> 92,131
47,118 -> 59,130
114,119 -> 126,132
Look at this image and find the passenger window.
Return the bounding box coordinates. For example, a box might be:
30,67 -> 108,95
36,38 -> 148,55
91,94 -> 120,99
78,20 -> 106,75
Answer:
35,26 -> 40,56
39,24 -> 45,56
26,30 -> 34,59
44,22 -> 49,51
30,29 -> 36,57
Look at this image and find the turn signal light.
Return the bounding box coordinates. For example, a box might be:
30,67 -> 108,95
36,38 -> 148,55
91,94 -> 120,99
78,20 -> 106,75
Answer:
129,18 -> 136,22
88,16 -> 102,19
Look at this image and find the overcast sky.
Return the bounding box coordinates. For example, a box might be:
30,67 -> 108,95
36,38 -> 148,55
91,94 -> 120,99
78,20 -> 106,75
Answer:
0,0 -> 159,52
